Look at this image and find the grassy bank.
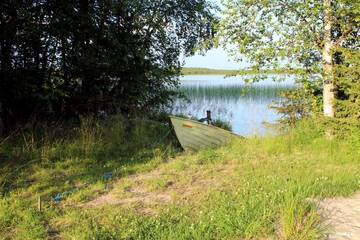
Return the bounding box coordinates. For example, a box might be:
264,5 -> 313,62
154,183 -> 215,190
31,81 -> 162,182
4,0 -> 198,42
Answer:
1,117 -> 360,239
181,67 -> 301,76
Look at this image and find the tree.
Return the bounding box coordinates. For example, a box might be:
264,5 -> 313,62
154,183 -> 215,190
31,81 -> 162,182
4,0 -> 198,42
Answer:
0,0 -> 217,133
219,0 -> 360,118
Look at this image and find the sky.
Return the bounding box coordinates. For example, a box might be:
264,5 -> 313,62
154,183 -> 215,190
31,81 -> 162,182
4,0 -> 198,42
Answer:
182,0 -> 242,70
182,48 -> 242,70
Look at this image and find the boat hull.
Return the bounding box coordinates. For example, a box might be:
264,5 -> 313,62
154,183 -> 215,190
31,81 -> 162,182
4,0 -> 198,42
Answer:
170,116 -> 239,151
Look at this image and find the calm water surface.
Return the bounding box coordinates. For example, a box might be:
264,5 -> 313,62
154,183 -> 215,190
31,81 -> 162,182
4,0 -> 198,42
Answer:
171,75 -> 295,136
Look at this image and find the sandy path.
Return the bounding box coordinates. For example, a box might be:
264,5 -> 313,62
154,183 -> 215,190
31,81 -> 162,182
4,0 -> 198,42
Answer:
318,193 -> 360,240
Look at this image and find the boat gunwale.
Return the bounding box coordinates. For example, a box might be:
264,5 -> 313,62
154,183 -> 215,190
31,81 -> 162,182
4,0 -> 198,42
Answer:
169,115 -> 241,138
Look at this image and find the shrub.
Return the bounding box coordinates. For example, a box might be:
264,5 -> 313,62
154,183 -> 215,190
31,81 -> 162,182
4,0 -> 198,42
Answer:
212,119 -> 232,131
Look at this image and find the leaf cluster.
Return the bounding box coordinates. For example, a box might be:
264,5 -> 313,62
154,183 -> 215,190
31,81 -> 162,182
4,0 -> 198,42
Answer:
0,0 -> 217,132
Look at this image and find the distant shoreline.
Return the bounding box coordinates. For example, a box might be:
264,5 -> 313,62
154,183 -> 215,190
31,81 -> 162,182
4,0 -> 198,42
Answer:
181,67 -> 301,76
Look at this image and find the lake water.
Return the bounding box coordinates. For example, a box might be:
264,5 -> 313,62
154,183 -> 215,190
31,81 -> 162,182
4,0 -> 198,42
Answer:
171,75 -> 295,136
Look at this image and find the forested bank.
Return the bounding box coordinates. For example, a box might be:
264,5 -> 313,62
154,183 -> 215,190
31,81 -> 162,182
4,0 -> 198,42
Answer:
181,67 -> 300,75
0,0 -> 216,133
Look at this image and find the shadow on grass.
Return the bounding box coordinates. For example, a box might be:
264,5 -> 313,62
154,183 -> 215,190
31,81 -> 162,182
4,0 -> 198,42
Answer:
0,115 -> 179,201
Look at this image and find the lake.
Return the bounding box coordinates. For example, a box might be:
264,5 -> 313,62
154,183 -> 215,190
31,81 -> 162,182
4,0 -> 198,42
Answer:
171,75 -> 295,136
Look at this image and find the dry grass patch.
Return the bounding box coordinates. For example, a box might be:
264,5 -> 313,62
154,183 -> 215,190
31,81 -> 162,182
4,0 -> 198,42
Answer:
83,157 -> 239,214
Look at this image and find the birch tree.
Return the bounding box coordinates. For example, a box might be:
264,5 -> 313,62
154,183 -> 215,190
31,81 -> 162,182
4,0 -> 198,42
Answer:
220,0 -> 360,117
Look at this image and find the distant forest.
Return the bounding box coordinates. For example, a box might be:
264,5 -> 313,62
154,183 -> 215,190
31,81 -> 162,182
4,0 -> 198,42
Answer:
181,67 -> 300,75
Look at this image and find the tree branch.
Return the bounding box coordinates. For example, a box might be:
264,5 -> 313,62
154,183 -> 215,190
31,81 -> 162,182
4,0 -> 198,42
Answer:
334,26 -> 353,47
278,0 -> 323,49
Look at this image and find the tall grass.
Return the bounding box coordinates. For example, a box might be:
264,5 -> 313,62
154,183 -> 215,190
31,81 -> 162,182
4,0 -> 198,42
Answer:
179,84 -> 292,101
172,84 -> 292,135
279,189 -> 323,240
0,115 -> 175,195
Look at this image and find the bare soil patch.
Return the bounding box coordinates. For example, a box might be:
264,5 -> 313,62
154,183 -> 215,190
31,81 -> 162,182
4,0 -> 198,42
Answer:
318,192 -> 360,240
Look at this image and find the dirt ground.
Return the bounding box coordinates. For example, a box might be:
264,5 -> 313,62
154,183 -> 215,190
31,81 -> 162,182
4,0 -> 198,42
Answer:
318,193 -> 360,240
84,165 -> 360,240
83,164 -> 234,215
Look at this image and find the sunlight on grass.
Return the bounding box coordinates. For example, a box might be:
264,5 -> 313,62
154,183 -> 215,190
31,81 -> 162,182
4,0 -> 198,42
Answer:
1,117 -> 360,239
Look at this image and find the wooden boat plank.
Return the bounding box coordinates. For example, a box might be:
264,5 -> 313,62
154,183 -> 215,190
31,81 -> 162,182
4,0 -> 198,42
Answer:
170,116 -> 240,151
176,133 -> 218,150
176,129 -> 224,146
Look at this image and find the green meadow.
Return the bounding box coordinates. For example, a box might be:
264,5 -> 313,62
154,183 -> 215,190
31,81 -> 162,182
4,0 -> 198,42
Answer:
1,117 -> 360,239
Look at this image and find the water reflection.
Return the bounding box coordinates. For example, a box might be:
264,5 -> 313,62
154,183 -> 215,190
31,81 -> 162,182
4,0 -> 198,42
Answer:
171,75 -> 295,136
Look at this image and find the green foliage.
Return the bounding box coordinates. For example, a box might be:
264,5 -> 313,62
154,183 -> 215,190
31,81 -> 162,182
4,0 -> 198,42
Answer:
271,90 -> 312,127
0,1 -> 217,132
271,78 -> 323,127
336,49 -> 360,119
220,0 -> 359,72
317,117 -> 360,141
212,119 -> 232,131
220,0 -> 360,123
273,47 -> 360,131
220,0 -> 319,71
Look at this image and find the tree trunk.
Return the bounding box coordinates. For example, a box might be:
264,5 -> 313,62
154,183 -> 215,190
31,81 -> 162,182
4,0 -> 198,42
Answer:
322,0 -> 335,117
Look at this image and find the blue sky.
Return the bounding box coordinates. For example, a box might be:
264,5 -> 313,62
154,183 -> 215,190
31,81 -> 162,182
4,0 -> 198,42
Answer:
183,48 -> 242,70
182,0 -> 243,70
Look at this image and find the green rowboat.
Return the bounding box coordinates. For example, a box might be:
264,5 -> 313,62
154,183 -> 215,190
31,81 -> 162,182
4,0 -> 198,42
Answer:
170,116 -> 240,151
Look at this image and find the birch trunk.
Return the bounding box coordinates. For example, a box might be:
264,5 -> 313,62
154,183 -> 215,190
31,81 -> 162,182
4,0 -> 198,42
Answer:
322,0 -> 335,117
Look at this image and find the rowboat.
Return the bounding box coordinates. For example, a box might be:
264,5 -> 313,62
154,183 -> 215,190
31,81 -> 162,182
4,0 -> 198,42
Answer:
169,116 -> 240,151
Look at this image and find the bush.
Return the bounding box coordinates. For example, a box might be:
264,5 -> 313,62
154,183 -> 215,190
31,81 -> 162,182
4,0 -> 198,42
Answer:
212,119 -> 232,131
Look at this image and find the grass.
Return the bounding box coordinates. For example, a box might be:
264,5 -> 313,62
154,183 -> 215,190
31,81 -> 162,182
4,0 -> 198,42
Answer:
1,117 -> 360,239
178,85 -> 293,101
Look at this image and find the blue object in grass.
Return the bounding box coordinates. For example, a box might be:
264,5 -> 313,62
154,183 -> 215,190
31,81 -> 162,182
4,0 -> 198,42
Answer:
53,193 -> 62,203
103,172 -> 113,181
52,191 -> 72,203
